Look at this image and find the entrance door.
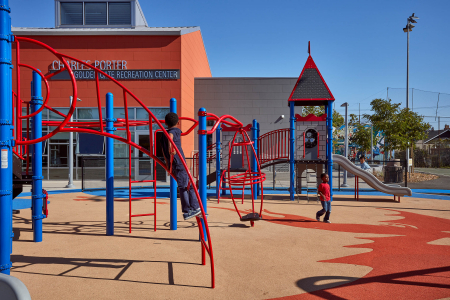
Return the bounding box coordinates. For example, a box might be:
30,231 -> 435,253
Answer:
135,132 -> 153,181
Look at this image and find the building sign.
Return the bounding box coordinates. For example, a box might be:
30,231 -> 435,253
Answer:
49,59 -> 180,80
51,60 -> 129,71
49,69 -> 180,80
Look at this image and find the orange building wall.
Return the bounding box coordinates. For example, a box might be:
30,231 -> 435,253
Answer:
12,32 -> 210,157
180,31 -> 212,156
12,35 -> 182,110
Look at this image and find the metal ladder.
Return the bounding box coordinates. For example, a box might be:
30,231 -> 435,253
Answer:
128,144 -> 157,233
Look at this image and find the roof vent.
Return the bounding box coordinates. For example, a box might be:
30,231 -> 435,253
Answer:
55,0 -> 148,28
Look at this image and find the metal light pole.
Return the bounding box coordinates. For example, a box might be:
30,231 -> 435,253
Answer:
340,102 -> 349,187
66,96 -> 81,188
371,124 -> 373,160
404,13 -> 419,175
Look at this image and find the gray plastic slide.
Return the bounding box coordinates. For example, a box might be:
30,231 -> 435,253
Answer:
333,154 -> 412,197
0,273 -> 32,300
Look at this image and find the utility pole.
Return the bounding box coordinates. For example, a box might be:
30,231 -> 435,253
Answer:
404,13 -> 419,177
340,102 -> 349,187
359,103 -> 360,124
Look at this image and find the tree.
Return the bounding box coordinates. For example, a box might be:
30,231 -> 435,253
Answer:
363,98 -> 430,155
349,113 -> 359,126
333,110 -> 344,130
301,106 -> 344,129
350,123 -> 372,153
302,106 -> 324,117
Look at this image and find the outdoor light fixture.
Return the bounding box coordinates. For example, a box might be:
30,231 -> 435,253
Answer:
403,13 -> 419,32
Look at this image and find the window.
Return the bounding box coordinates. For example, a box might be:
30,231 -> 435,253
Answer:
85,2 -> 107,25
59,1 -> 132,26
109,2 -> 131,25
61,2 -> 83,25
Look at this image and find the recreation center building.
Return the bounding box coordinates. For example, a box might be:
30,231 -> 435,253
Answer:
13,0 -> 301,182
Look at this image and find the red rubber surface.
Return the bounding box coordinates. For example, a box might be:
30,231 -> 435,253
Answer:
263,209 -> 450,300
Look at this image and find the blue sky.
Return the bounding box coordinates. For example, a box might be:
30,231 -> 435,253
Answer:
10,0 -> 450,123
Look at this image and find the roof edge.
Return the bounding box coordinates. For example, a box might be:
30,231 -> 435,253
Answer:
12,26 -> 200,36
424,129 -> 450,143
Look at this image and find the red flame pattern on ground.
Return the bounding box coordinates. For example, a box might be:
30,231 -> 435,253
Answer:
262,209 -> 450,300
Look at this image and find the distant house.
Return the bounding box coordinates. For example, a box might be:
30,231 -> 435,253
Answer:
416,124 -> 450,153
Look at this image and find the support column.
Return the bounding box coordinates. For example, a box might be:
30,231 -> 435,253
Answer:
327,101 -> 333,201
0,0 -> 13,274
198,108 -> 207,239
66,97 -> 75,188
105,93 -> 115,236
215,123 -> 221,198
31,71 -> 44,243
251,119 -> 258,197
169,98 -> 177,230
289,103 -> 295,201
256,122 -> 260,196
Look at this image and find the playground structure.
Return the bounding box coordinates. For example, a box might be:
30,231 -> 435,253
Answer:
0,2 -> 414,292
190,42 -> 412,205
0,29 -> 243,288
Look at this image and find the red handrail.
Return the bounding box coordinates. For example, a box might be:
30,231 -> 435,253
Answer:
257,128 -> 289,165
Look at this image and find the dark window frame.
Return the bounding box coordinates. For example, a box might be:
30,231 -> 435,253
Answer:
60,1 -> 132,27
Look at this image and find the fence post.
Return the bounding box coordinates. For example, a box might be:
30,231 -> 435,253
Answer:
404,158 -> 408,187
273,165 -> 276,190
105,92 -> 115,236
169,98 -> 177,230
31,71 -> 44,243
81,158 -> 84,191
338,165 -> 341,191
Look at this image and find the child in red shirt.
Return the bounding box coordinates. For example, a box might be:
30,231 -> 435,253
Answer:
316,173 -> 331,223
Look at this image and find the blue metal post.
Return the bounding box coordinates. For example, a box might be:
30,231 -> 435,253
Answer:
256,122 -> 260,196
198,108 -> 207,240
327,101 -> 333,201
289,103 -> 295,201
31,71 -> 44,243
251,120 -> 258,197
215,123 -> 221,198
0,0 -> 13,274
105,93 -> 115,235
169,98 -> 177,230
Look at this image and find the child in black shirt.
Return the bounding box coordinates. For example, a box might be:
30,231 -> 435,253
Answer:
160,112 -> 201,220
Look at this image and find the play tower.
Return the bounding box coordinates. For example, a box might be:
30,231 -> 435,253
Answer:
288,42 -> 335,201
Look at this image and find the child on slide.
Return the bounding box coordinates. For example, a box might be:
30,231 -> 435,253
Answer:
316,173 -> 331,223
359,155 -> 371,172
160,112 -> 202,220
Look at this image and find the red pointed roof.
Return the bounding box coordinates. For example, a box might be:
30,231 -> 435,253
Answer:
288,47 -> 335,106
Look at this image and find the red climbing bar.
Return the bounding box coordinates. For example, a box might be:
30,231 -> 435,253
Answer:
13,36 -> 215,288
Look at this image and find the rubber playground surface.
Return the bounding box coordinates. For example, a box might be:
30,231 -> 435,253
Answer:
11,189 -> 450,300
